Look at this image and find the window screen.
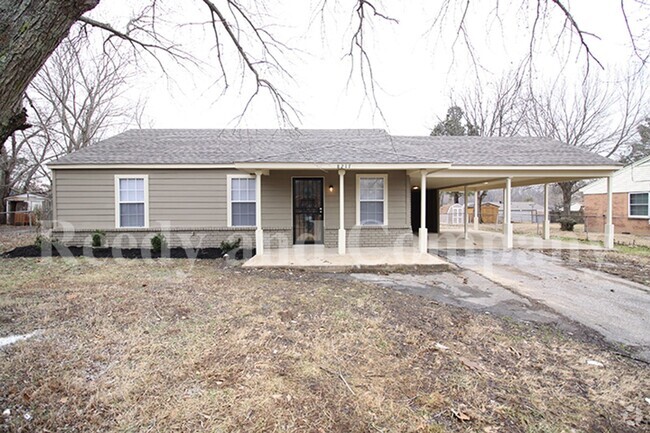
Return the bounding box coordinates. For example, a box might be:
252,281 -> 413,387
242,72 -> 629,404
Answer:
359,177 -> 385,225
231,177 -> 256,226
118,178 -> 145,227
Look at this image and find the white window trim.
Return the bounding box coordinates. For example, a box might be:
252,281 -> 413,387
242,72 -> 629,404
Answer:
628,191 -> 650,219
114,175 -> 149,229
227,174 -> 257,227
356,173 -> 388,226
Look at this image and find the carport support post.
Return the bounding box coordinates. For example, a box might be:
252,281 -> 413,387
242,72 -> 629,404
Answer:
255,171 -> 264,255
419,170 -> 428,253
473,189 -> 479,231
504,177 -> 513,248
604,175 -> 615,249
543,183 -> 550,240
338,169 -> 346,255
463,186 -> 469,240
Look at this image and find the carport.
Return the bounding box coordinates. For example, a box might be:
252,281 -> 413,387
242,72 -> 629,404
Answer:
409,164 -> 619,250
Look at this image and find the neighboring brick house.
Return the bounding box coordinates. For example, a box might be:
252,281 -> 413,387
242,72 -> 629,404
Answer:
581,156 -> 650,235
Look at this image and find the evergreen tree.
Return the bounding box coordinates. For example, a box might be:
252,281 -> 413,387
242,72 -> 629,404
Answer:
431,106 -> 479,137
620,118 -> 650,164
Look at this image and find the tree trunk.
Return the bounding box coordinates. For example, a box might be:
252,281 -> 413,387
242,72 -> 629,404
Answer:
0,0 -> 98,145
477,190 -> 487,223
557,181 -> 575,218
0,137 -> 9,224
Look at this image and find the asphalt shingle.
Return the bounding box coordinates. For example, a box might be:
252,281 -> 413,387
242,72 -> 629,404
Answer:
49,129 -> 618,167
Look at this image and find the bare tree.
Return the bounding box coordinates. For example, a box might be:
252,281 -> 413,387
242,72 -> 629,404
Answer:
525,73 -> 649,217
2,0 -> 649,147
28,36 -> 135,160
456,68 -> 529,221
0,35 -> 136,222
459,68 -> 528,139
0,132 -> 43,223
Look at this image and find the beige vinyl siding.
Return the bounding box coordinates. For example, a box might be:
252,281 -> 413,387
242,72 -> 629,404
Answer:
261,170 -> 340,229
55,169 -> 240,229
54,168 -> 411,231
261,169 -> 409,229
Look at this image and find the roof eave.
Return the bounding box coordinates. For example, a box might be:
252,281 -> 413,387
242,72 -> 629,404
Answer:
233,162 -> 452,171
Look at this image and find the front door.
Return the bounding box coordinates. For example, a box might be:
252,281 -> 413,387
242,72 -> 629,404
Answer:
293,178 -> 324,244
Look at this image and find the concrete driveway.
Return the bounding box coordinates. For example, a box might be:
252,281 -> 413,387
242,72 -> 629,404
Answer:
351,249 -> 650,362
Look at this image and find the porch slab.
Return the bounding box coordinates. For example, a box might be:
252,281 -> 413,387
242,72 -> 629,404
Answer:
243,246 -> 449,268
426,229 -> 604,250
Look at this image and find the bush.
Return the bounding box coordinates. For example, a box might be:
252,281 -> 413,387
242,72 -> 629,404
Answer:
91,230 -> 105,248
35,234 -> 60,251
559,217 -> 577,232
150,233 -> 167,253
220,238 -> 241,254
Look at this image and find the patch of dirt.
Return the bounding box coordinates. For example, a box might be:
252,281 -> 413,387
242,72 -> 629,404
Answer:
544,249 -> 650,287
0,226 -> 37,254
0,259 -> 648,432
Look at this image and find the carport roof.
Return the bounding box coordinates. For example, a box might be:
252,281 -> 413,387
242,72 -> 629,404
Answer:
49,128 -> 619,167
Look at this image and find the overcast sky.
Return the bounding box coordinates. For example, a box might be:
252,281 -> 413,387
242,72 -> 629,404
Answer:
87,0 -> 647,136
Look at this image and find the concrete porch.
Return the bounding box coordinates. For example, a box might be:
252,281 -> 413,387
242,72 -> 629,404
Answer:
425,228 -> 604,250
243,245 -> 449,268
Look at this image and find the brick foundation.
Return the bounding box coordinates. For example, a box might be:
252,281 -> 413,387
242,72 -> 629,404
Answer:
325,226 -> 413,248
51,227 -> 293,249
51,226 -> 414,249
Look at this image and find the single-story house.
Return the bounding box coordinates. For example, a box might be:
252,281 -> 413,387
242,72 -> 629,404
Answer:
3,193 -> 46,225
581,155 -> 650,235
48,129 -> 621,253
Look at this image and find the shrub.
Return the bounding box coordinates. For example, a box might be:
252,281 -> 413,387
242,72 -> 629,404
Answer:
559,217 -> 577,232
220,238 -> 241,254
91,230 -> 105,248
35,234 -> 60,251
150,233 -> 167,253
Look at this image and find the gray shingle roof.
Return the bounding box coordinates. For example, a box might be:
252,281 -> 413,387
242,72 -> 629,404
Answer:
49,129 -> 619,167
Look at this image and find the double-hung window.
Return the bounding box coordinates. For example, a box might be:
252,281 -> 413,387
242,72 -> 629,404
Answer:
115,176 -> 148,228
357,174 -> 387,225
629,192 -> 649,218
228,175 -> 256,226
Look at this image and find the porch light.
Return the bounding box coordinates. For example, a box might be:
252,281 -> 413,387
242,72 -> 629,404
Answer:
412,186 -> 419,190
329,185 -> 334,192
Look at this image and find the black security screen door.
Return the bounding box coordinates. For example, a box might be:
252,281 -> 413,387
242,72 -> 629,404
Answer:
293,178 -> 324,244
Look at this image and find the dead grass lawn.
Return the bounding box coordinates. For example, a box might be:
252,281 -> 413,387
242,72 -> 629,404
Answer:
0,258 -> 648,432
0,226 -> 37,254
477,222 -> 650,249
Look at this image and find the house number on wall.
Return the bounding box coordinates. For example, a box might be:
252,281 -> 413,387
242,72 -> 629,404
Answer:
337,164 -> 352,169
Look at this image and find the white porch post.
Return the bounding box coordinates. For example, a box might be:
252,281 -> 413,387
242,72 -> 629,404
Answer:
418,170 -> 428,253
473,189 -> 479,231
255,171 -> 264,255
504,177 -> 513,248
463,186 -> 469,240
604,175 -> 615,249
543,183 -> 550,240
338,169 -> 346,255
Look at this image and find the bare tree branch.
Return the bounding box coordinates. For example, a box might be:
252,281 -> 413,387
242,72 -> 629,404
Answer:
77,15 -> 196,72
200,0 -> 300,126
343,0 -> 398,123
